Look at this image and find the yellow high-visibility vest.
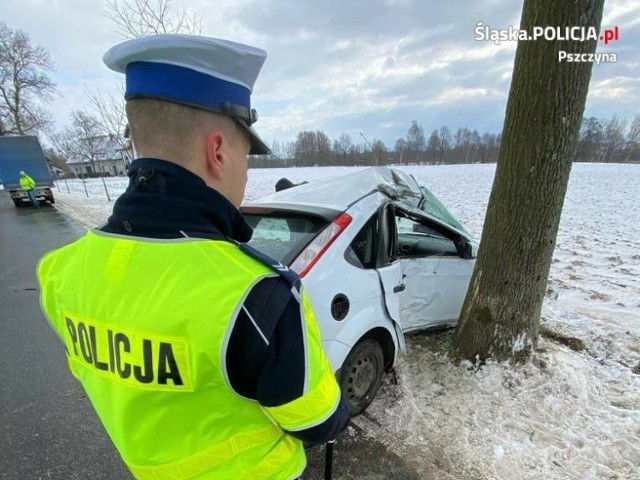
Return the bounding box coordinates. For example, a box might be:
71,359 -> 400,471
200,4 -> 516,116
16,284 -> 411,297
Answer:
38,230 -> 340,480
20,175 -> 36,190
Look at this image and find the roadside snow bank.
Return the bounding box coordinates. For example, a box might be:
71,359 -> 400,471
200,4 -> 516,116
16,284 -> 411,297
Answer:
361,331 -> 639,480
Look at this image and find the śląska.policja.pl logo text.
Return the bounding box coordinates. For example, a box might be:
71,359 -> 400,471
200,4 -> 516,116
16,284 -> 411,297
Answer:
475,23 -> 620,65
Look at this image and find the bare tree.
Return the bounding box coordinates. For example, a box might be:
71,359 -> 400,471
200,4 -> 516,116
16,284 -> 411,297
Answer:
371,139 -> 387,166
602,116 -> 627,163
477,133 -> 500,163
294,130 -> 332,166
53,111 -> 111,166
334,134 -> 354,166
452,0 -> 605,362
627,114 -> 640,161
84,83 -> 130,154
426,129 -> 439,164
576,116 -> 604,162
43,147 -> 70,173
52,110 -> 119,199
438,125 -> 452,163
405,120 -> 426,164
629,115 -> 640,145
0,22 -> 56,135
107,0 -> 203,38
453,127 -> 474,164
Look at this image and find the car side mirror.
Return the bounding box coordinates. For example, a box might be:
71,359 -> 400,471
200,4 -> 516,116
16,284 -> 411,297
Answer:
461,239 -> 473,259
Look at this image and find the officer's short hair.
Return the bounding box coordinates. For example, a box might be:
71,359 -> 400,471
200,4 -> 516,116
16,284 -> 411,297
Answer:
126,98 -> 244,154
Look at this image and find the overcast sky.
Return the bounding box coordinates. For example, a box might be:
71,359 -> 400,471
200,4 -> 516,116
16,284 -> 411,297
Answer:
3,0 -> 639,147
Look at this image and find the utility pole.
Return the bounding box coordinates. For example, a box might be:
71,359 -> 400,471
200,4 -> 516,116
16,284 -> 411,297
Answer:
359,132 -> 377,166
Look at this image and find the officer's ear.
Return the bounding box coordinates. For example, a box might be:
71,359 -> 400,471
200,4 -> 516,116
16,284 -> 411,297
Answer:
205,130 -> 225,180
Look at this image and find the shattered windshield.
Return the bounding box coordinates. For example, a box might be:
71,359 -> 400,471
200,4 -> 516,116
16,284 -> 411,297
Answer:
418,186 -> 470,236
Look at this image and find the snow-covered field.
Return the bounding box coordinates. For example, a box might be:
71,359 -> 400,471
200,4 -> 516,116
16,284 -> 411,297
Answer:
51,163 -> 639,479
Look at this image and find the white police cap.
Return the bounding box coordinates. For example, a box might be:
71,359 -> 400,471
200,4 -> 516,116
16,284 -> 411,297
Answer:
103,34 -> 271,155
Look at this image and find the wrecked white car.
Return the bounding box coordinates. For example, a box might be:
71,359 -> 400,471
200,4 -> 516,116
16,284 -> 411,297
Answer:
241,167 -> 478,414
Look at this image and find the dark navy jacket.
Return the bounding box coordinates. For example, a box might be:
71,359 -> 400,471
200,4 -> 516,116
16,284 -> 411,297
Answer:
101,158 -> 349,443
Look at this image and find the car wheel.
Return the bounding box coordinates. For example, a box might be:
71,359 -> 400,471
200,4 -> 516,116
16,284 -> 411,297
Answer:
12,199 -> 22,207
339,338 -> 385,416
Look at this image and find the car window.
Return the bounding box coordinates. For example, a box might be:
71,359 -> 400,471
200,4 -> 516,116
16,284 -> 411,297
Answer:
419,186 -> 470,236
345,215 -> 377,269
244,213 -> 328,264
395,213 -> 459,257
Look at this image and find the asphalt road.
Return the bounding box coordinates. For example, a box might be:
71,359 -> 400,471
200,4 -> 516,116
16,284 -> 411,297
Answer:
0,194 -> 131,479
0,192 -> 421,480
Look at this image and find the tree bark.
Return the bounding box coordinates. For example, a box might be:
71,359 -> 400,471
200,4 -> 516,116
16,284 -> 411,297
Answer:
452,0 -> 604,362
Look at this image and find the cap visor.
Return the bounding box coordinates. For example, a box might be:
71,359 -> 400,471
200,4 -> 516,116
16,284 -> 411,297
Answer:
238,122 -> 271,155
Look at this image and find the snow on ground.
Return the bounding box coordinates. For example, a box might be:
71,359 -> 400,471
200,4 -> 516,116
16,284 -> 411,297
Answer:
51,163 -> 640,479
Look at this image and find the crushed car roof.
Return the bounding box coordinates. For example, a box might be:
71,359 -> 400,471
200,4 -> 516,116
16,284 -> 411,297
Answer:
244,166 -> 472,239
245,167 -> 422,211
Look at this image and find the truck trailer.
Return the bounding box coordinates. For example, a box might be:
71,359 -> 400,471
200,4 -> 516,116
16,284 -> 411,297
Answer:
0,136 -> 55,207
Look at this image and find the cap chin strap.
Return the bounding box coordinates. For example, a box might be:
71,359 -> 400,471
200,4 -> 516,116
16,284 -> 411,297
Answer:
221,102 -> 258,126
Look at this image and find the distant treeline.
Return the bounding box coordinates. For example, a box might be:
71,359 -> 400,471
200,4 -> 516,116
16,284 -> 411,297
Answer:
250,114 -> 640,168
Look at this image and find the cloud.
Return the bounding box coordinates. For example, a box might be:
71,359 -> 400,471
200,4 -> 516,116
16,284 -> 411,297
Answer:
590,76 -> 640,100
602,2 -> 640,28
1,0 -> 638,147
433,87 -> 496,104
223,0 -> 524,142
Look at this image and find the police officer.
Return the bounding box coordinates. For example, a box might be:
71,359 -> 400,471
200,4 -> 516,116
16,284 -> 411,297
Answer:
38,35 -> 349,480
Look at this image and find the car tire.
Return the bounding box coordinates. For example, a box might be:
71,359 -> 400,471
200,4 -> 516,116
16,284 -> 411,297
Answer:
339,338 -> 385,416
12,199 -> 22,207
48,196 -> 55,204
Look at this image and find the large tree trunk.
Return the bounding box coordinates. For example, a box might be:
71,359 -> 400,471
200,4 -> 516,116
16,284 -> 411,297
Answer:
452,0 -> 604,362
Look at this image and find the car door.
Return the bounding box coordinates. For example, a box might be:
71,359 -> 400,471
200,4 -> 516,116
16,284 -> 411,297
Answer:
392,208 -> 474,331
428,254 -> 474,322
